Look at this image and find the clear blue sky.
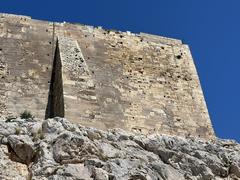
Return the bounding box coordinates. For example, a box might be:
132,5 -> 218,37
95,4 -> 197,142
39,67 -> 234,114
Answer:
0,0 -> 239,142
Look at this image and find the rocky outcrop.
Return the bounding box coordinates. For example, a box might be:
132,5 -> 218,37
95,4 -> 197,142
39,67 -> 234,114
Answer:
0,117 -> 239,180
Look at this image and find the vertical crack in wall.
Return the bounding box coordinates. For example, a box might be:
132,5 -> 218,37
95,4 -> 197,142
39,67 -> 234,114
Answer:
45,39 -> 65,119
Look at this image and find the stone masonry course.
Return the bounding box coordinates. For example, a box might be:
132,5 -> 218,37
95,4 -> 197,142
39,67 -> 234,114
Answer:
0,13 -> 215,139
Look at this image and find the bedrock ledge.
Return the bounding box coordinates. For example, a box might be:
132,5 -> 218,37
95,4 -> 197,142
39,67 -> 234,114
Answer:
0,117 -> 239,180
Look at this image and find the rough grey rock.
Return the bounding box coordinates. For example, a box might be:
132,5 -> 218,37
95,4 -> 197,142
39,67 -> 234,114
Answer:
0,117 -> 240,179
8,135 -> 36,165
0,145 -> 28,180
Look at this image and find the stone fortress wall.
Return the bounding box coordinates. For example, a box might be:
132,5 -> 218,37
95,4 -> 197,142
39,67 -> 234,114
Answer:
0,13 -> 215,138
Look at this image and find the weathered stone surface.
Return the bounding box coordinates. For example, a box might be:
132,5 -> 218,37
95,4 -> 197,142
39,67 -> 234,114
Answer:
0,145 -> 28,180
0,12 -> 239,180
8,134 -> 36,165
0,13 -> 214,139
0,117 -> 239,179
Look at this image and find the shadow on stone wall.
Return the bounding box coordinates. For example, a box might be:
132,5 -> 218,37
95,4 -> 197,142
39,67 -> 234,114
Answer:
45,39 -> 65,119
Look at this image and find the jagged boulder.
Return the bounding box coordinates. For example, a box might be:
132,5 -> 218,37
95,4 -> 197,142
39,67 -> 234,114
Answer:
0,117 -> 240,179
7,135 -> 36,165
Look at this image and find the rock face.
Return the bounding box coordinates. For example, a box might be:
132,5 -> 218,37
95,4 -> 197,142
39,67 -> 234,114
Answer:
0,117 -> 239,179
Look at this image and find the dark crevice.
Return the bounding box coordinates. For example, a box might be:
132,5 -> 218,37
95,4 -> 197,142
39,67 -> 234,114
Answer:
45,39 -> 65,119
